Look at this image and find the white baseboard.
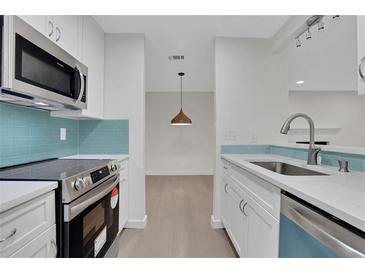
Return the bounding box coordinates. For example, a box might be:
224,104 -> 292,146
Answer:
146,171 -> 214,176
125,215 -> 148,229
210,215 -> 224,229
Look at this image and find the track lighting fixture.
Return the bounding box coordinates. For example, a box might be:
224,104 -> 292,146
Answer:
306,28 -> 312,40
332,15 -> 340,21
296,38 -> 301,48
294,15 -> 339,48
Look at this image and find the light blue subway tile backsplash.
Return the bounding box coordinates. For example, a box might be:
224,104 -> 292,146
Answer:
319,150 -> 365,172
0,102 -> 129,168
0,103 -> 78,167
79,120 -> 129,155
221,144 -> 365,172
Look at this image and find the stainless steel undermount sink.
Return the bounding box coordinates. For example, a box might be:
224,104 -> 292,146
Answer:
249,161 -> 328,176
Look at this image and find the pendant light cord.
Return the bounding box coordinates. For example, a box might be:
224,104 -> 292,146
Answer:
180,74 -> 183,110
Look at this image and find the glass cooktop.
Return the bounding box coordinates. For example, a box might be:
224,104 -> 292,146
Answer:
0,159 -> 112,181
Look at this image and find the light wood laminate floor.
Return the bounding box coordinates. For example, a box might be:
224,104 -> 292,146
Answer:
117,176 -> 237,258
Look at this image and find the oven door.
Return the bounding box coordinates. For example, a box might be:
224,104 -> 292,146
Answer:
63,175 -> 119,258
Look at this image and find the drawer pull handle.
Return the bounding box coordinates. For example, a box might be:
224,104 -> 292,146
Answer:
55,26 -> 61,42
359,57 -> 365,81
224,183 -> 228,193
48,20 -> 54,37
0,229 -> 17,243
239,199 -> 244,212
242,202 -> 248,216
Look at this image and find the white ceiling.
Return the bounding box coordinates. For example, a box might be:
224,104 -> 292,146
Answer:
94,16 -> 290,92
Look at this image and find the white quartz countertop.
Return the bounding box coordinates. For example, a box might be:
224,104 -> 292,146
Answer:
221,154 -> 365,232
62,154 -> 129,161
0,180 -> 58,214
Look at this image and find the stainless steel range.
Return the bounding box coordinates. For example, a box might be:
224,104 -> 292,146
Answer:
0,158 -> 122,258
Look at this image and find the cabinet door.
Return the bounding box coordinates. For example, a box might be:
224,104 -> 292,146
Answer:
0,191 -> 55,258
10,225 -> 57,258
19,16 -> 47,36
221,175 -> 229,226
357,16 -> 365,95
228,184 -> 247,257
119,162 -> 129,232
52,16 -> 83,59
244,193 -> 279,258
81,16 -> 105,119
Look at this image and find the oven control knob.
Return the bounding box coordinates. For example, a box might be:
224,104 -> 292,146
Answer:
74,178 -> 85,191
110,164 -> 117,172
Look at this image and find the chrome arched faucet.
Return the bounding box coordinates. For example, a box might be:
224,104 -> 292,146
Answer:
280,113 -> 321,165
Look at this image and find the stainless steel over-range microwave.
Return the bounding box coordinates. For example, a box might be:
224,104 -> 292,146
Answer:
0,16 -> 88,111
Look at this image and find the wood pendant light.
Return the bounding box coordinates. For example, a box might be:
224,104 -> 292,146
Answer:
171,72 -> 192,125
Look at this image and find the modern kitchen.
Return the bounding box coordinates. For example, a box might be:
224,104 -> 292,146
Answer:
0,4 -> 365,272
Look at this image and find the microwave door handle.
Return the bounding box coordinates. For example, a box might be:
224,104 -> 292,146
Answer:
74,65 -> 85,105
64,176 -> 119,222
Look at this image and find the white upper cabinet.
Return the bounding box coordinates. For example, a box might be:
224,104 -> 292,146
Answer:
357,16 -> 365,95
19,16 -> 47,35
19,16 -> 83,59
80,16 -> 105,119
51,16 -> 105,119
47,16 -> 83,59
288,16 -> 358,92
21,15 -> 105,120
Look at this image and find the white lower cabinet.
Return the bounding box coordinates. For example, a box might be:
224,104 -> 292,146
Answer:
10,225 -> 57,258
225,182 -> 246,257
221,159 -> 280,258
0,191 -> 56,258
119,160 -> 129,232
244,193 -> 279,257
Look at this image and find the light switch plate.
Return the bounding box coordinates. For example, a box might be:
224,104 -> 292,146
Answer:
60,128 -> 66,141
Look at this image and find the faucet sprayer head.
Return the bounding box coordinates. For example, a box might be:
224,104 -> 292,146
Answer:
280,120 -> 291,134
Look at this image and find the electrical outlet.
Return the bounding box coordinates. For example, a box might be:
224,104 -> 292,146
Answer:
251,133 -> 258,143
224,131 -> 238,142
60,128 -> 67,141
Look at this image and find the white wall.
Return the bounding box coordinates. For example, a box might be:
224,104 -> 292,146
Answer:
288,91 -> 365,147
146,92 -> 215,175
212,37 -> 289,225
215,37 -> 289,146
288,16 -> 357,92
103,34 -> 147,228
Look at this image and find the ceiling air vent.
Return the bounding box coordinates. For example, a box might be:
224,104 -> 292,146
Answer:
168,55 -> 184,60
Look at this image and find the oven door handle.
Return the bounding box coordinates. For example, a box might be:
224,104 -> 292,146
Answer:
64,176 -> 119,222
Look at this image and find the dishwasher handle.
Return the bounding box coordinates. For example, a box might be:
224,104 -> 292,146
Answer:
286,206 -> 365,258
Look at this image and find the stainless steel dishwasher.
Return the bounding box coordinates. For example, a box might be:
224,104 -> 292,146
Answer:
279,192 -> 365,258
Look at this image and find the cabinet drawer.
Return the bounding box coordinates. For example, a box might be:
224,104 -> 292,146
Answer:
0,191 -> 55,258
223,160 -> 280,219
10,224 -> 57,258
